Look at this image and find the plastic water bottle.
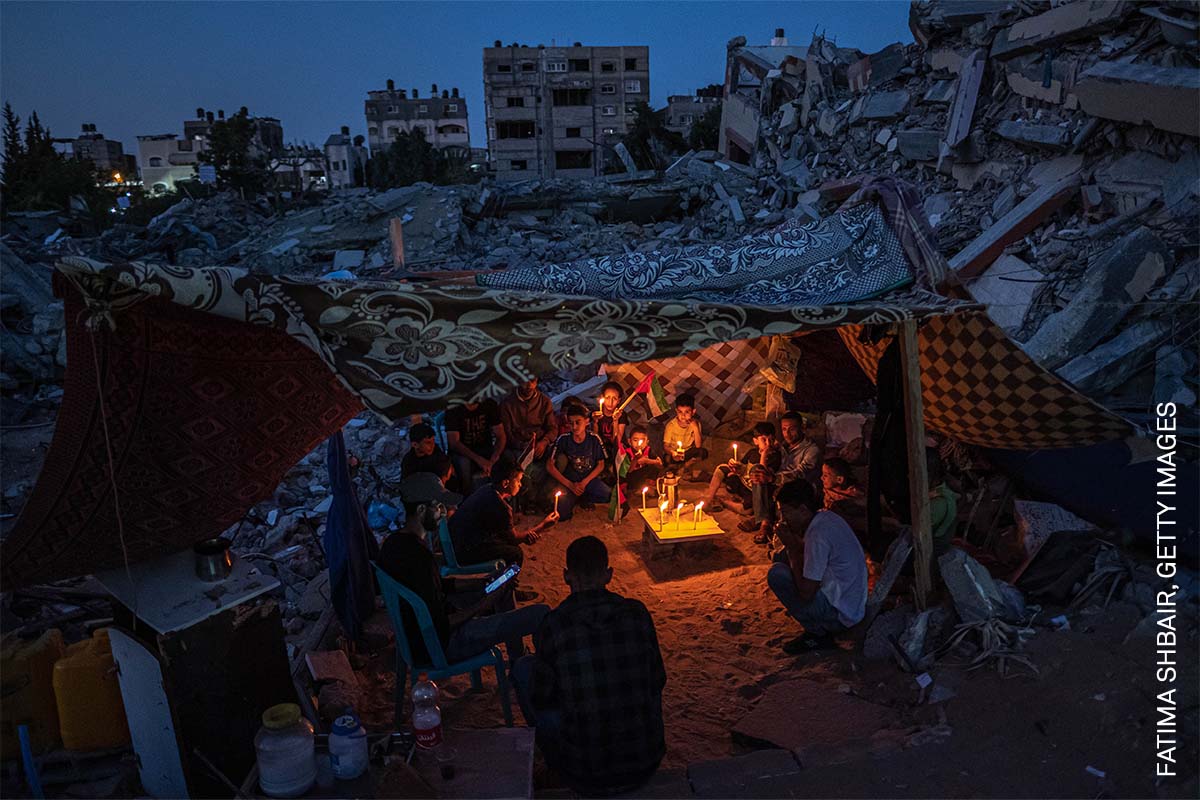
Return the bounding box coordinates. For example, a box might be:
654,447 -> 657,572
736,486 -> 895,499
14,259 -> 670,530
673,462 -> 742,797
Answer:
411,674 -> 442,750
328,711 -> 368,780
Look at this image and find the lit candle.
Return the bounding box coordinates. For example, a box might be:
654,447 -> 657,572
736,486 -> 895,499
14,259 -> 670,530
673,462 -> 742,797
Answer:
675,502 -> 684,525
676,440 -> 684,454
641,486 -> 649,510
694,501 -> 704,529
598,396 -> 604,415
554,491 -> 562,514
732,443 -> 738,462
659,500 -> 668,530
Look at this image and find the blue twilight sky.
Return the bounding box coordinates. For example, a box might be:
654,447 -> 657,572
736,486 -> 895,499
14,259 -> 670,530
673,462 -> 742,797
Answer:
1,1 -> 911,154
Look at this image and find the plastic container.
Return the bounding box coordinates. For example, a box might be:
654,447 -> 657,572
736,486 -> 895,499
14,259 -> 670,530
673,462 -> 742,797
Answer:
52,629 -> 131,751
1,629 -> 66,759
411,674 -> 442,750
255,703 -> 316,798
329,712 -> 368,780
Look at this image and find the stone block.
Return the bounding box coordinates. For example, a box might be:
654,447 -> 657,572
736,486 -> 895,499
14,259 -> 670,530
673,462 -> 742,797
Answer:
996,120 -> 1070,151
939,548 -> 1007,623
861,90 -> 910,120
1075,61 -> 1200,137
896,129 -> 940,161
1023,228 -> 1168,368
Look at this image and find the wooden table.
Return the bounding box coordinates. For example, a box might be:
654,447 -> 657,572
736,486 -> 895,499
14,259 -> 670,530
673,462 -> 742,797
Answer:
636,508 -> 725,558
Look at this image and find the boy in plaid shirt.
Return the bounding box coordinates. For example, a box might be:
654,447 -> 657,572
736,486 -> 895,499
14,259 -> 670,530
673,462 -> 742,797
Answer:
513,536 -> 667,795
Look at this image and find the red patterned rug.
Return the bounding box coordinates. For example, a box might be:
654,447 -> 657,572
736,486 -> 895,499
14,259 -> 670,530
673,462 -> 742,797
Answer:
1,277 -> 363,589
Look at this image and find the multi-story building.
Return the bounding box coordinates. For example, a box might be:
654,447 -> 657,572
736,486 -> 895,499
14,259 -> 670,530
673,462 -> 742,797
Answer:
663,88 -> 722,139
482,41 -> 650,181
137,107 -> 286,194
181,107 -> 285,159
323,126 -> 369,189
271,146 -> 327,192
68,124 -> 137,180
364,81 -> 470,158
719,28 -> 807,164
137,134 -> 201,194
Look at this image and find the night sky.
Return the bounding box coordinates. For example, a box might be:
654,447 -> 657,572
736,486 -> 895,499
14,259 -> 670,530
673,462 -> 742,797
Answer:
1,1 -> 910,155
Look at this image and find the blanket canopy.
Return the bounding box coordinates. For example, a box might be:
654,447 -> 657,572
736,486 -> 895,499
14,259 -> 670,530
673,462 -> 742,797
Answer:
2,180 -> 1132,587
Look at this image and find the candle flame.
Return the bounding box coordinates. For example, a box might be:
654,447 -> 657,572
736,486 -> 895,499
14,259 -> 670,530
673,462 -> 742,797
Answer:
660,501 -> 669,510
676,502 -> 685,510
555,491 -> 563,497
695,502 -> 704,510
642,486 -> 649,493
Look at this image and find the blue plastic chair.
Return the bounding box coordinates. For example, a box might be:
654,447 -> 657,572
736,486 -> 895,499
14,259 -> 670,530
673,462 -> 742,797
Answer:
436,518 -> 500,578
373,564 -> 513,728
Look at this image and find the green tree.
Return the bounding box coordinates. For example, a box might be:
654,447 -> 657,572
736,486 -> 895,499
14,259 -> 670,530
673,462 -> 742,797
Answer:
688,102 -> 723,151
1,104 -> 111,220
198,107 -> 269,195
620,101 -> 687,172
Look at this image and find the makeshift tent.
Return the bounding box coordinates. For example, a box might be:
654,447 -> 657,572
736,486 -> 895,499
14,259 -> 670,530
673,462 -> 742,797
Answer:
2,179 -> 1133,589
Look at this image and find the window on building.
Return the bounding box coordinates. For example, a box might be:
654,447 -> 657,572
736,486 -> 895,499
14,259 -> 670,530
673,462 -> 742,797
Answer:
682,114 -> 694,124
497,63 -> 512,73
625,80 -> 642,93
602,127 -> 617,135
506,96 -> 525,107
496,120 -> 536,139
178,140 -> 193,151
552,88 -> 590,106
148,156 -> 163,167
565,127 -> 582,138
601,105 -> 616,116
510,159 -> 528,170
600,83 -> 616,95
387,105 -> 396,113
521,62 -> 535,72
555,150 -> 592,169
625,57 -> 638,70
447,103 -> 458,112
439,124 -> 465,134
369,126 -> 378,135
418,104 -> 428,114
569,58 -> 590,71
545,62 -> 567,73
600,61 -> 616,72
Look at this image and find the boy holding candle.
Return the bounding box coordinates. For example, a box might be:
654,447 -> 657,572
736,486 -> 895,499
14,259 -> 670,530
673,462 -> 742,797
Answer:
546,406 -> 611,521
663,393 -> 708,480
700,422 -> 781,522
625,425 -> 664,505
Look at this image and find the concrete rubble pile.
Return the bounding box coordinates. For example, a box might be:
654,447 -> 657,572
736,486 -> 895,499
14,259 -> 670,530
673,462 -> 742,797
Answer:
738,0 -> 1198,424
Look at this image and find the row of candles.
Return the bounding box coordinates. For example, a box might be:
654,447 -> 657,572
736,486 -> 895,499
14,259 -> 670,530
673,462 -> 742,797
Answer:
641,487 -> 705,529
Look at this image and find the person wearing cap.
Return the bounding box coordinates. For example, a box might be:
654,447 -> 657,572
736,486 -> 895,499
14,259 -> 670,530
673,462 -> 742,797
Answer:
450,461 -> 559,570
401,422 -> 453,485
378,472 -> 549,670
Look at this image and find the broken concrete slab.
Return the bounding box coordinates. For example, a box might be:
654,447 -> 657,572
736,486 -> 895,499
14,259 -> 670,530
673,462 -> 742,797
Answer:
614,142 -> 638,175
968,254 -> 1043,332
1095,152 -> 1175,198
267,238 -> 300,257
944,49 -> 986,149
1154,345 -> 1198,409
1023,227 -> 1169,368
939,548 -> 1009,623
1058,319 -> 1173,395
731,680 -> 893,767
0,243 -> 53,315
1025,154 -> 1084,188
1013,500 -> 1098,559
997,120 -> 1071,151
861,90 -> 910,120
332,250 -> 365,270
1003,51 -> 1076,105
1074,61 -> 1200,137
896,130 -> 940,161
922,79 -> 957,105
687,749 -> 801,798
949,173 -> 1079,277
991,1 -> 1131,61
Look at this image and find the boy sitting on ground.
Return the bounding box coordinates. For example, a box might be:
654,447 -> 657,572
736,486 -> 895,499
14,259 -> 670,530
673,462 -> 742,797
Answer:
701,421 -> 781,521
663,393 -> 708,481
624,426 -> 664,502
546,406 -> 611,521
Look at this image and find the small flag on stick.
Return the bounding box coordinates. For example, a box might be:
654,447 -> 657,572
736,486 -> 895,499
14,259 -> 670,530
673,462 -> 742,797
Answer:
627,372 -> 669,418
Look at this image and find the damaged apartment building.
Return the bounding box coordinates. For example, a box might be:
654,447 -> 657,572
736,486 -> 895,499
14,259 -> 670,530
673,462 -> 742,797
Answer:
364,80 -> 470,159
719,28 -> 808,164
483,41 -> 649,180
137,108 -> 284,195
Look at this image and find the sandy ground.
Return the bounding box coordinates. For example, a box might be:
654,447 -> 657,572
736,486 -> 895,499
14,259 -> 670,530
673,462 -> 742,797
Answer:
353,495 -> 1199,799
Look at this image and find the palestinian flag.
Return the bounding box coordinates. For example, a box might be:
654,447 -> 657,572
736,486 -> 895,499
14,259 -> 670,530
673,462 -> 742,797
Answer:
608,442 -> 632,521
632,372 -> 670,418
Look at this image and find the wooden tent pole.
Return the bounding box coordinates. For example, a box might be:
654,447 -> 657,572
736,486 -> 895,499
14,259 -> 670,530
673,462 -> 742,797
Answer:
897,319 -> 933,609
